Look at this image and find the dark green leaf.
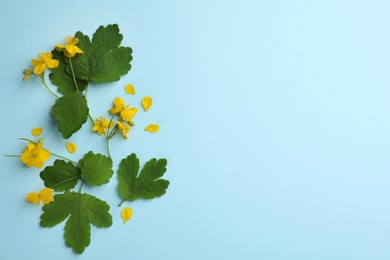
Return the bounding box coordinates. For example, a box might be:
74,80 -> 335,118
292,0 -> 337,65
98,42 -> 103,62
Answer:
40,191 -> 112,254
40,160 -> 80,191
52,91 -> 89,139
118,154 -> 169,203
79,151 -> 113,186
70,24 -> 132,84
49,50 -> 88,95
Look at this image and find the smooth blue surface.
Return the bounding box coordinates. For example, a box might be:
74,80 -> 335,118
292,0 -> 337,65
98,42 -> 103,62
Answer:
1,0 -> 390,259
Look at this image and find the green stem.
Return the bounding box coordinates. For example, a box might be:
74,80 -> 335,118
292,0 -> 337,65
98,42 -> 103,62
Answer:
68,57 -> 79,92
4,155 -> 20,158
79,180 -> 84,193
50,152 -> 78,165
105,137 -> 111,159
118,198 -> 126,207
34,74 -> 60,98
88,114 -> 94,124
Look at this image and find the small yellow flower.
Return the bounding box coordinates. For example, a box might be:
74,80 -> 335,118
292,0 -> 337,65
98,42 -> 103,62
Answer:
31,127 -> 43,137
141,96 -> 153,111
20,142 -> 50,168
39,188 -> 54,204
55,36 -> 83,57
65,142 -> 77,154
145,124 -> 160,133
117,121 -> 130,139
26,188 -> 54,205
92,116 -> 114,135
125,84 -> 136,95
31,53 -> 59,75
109,97 -> 138,121
26,192 -> 41,205
121,207 -> 133,223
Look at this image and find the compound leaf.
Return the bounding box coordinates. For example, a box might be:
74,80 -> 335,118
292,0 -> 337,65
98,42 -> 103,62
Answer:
118,154 -> 169,203
40,191 -> 112,254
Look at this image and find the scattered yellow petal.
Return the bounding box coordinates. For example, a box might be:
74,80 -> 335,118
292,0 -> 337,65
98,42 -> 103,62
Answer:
65,142 -> 77,154
31,128 -> 43,137
125,84 -> 136,95
121,207 -> 133,223
144,124 -> 160,133
26,192 -> 41,205
39,188 -> 54,204
141,96 -> 153,111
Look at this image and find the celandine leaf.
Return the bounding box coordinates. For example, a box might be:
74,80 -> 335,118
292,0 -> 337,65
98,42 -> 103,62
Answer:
70,24 -> 133,84
52,91 -> 89,139
118,153 -> 169,203
49,50 -> 88,95
40,191 -> 112,254
40,160 -> 80,191
79,151 -> 113,186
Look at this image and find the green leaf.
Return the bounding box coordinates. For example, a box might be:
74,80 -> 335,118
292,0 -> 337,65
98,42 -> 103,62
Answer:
52,91 -> 89,139
40,160 -> 81,191
49,50 -> 88,95
118,154 -> 169,203
79,151 -> 113,186
70,24 -> 132,84
40,191 -> 112,254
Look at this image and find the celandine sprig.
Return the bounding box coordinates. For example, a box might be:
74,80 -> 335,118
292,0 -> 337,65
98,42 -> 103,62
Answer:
7,24 -> 169,254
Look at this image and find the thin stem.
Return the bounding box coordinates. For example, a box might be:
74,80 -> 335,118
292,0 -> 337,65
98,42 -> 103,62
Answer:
79,180 -> 84,193
50,152 -> 78,165
88,114 -> 94,124
4,155 -> 20,158
68,57 -> 79,92
118,198 -> 126,207
18,137 -> 35,143
34,74 -> 60,98
105,137 -> 111,159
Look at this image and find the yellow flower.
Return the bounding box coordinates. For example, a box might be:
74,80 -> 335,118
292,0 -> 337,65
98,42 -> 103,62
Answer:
109,97 -> 138,121
55,36 -> 83,57
39,188 -> 54,204
31,127 -> 43,137
65,142 -> 77,154
125,84 -> 136,95
20,142 -> 50,168
117,121 -> 130,139
26,192 -> 41,205
26,188 -> 54,205
92,116 -> 114,135
144,124 -> 160,133
31,52 -> 59,74
121,207 -> 133,223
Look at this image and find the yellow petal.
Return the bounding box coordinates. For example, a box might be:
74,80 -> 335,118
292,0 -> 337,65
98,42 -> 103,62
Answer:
141,96 -> 153,111
144,124 -> 160,133
121,207 -> 133,223
125,84 -> 136,95
26,192 -> 41,205
65,142 -> 77,154
31,127 -> 43,137
39,188 -> 54,204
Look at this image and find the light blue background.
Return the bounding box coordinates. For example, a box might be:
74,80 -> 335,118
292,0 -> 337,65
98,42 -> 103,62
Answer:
1,0 -> 390,259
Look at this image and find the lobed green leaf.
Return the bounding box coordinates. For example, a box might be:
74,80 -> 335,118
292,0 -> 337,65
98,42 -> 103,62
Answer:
40,160 -> 80,191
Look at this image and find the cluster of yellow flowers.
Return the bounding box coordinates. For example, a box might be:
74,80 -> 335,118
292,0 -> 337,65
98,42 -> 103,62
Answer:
23,36 -> 82,80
